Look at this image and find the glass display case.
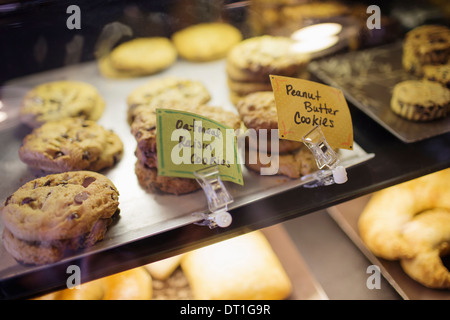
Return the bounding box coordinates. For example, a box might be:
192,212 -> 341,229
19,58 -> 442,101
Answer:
0,0 -> 449,300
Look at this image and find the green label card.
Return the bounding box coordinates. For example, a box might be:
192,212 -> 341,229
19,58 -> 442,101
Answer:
156,108 -> 243,185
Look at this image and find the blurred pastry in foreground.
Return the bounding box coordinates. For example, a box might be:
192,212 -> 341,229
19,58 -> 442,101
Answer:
358,168 -> 450,289
390,80 -> 449,121
34,267 -> 152,300
20,81 -> 105,128
181,230 -> 292,300
172,22 -> 242,62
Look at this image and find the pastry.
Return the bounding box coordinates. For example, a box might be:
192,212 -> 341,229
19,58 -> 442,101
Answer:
402,25 -> 450,76
34,267 -> 152,300
181,230 -> 292,300
172,22 -> 242,62
144,254 -> 184,281
1,171 -> 120,265
423,64 -> 450,88
236,91 -> 303,153
20,81 -> 105,128
390,80 -> 449,121
132,103 -> 241,195
98,54 -> 150,79
108,37 -> 177,76
18,117 -> 123,173
126,76 -> 211,124
358,168 -> 450,288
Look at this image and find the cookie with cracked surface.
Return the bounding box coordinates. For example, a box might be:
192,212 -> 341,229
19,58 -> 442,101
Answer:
20,81 -> 105,128
0,171 -> 120,264
172,22 -> 242,62
19,117 -> 123,173
126,76 -> 211,124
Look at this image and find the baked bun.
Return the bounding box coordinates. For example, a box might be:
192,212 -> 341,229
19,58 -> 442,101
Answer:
181,230 -> 292,299
358,168 -> 450,288
34,267 -> 152,300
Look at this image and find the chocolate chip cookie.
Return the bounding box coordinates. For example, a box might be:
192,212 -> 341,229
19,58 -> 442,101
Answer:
127,76 -> 211,124
390,80 -> 450,121
132,104 -> 241,195
20,81 -> 105,128
1,171 -> 120,264
19,117 -> 123,173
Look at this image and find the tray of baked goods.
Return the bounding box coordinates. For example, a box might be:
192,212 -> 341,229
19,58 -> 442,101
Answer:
328,168 -> 450,299
31,225 -> 328,300
309,24 -> 450,143
0,30 -> 373,283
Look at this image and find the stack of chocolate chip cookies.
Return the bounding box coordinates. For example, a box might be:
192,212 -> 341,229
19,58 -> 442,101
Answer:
1,171 -> 120,265
402,24 -> 450,76
226,35 -> 310,104
236,91 -> 317,178
128,76 -> 242,195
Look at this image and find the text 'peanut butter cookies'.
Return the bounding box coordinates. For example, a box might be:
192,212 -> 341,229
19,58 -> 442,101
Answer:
99,37 -> 177,79
1,171 -> 120,265
20,81 -> 105,128
390,80 -> 450,121
126,76 -> 211,124
19,117 -> 123,173
172,22 -> 242,62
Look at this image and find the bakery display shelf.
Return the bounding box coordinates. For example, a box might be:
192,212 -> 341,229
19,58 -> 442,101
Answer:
328,196 -> 450,300
308,41 -> 450,143
0,56 -> 449,299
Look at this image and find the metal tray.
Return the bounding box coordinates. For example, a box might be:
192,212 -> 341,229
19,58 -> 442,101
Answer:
308,41 -> 450,143
328,195 -> 450,300
0,59 -> 373,283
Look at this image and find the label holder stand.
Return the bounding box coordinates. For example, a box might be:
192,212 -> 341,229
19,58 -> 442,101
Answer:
192,165 -> 233,229
300,125 -> 348,187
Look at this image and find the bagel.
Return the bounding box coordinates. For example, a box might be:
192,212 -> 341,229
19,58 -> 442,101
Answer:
358,168 -> 450,289
34,267 -> 152,300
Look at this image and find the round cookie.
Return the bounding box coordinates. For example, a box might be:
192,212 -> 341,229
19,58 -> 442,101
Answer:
98,54 -> 150,79
19,117 -> 123,173
1,171 -> 120,264
109,37 -> 177,75
236,91 -> 303,153
226,35 -> 309,82
402,25 -> 450,75
423,64 -> 450,88
127,76 -> 211,124
390,80 -> 450,121
20,81 -> 105,128
172,22 -> 242,62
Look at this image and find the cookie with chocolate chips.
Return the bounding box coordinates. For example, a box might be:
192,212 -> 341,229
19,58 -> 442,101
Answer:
390,79 -> 450,121
0,171 -> 120,265
20,81 -> 105,128
19,117 -> 123,173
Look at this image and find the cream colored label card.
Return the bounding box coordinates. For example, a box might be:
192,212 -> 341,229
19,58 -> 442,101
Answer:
270,75 -> 353,150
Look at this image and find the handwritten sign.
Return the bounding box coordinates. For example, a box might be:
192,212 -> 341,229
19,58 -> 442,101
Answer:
270,75 -> 353,150
156,108 -> 243,185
